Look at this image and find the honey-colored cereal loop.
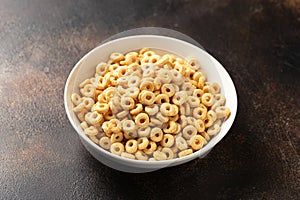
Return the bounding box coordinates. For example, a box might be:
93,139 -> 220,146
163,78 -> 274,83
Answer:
135,150 -> 149,161
125,139 -> 138,153
92,102 -> 109,114
99,137 -> 111,150
130,103 -> 143,115
169,114 -> 179,122
96,62 -> 108,76
139,90 -> 155,106
161,84 -> 175,97
110,52 -> 124,62
116,110 -> 129,119
193,89 -> 203,99
204,110 -> 217,128
137,137 -> 149,150
155,94 -> 169,104
110,142 -> 125,156
184,102 -> 191,116
150,127 -> 164,142
161,134 -> 175,147
140,80 -> 154,91
196,119 -> 205,133
110,132 -> 124,143
193,106 -> 207,120
143,141 -> 157,155
160,103 -> 175,116
149,117 -> 163,127
135,113 -> 150,127
201,93 -> 215,107
182,125 -> 197,140
163,120 -> 178,134
81,97 -> 95,110
178,149 -> 193,158
188,135 -> 204,150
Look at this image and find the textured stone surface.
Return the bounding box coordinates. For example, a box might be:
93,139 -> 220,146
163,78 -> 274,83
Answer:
0,0 -> 299,199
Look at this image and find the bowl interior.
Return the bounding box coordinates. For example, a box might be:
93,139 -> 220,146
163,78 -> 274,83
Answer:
64,35 -> 237,167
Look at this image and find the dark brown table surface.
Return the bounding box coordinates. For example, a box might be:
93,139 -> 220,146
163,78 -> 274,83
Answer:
1,0 -> 300,199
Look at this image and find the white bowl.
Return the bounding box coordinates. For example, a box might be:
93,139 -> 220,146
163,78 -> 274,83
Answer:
64,35 -> 237,173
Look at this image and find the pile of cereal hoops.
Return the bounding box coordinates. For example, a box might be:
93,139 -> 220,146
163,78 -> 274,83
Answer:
71,48 -> 230,161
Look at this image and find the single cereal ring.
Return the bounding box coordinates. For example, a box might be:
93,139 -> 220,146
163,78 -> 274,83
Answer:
188,135 -> 204,150
96,62 -> 108,76
187,96 -> 200,108
215,106 -> 231,120
211,94 -> 226,110
80,84 -> 96,98
196,119 -> 205,133
150,127 -> 163,142
172,91 -> 188,106
155,94 -> 170,104
178,149 -> 193,158
73,102 -> 86,113
161,147 -> 174,160
135,150 -> 149,161
153,150 -> 167,161
143,68 -> 156,78
88,135 -> 99,144
182,125 -> 197,140
207,123 -> 221,136
170,69 -> 184,84
163,120 -> 178,134
193,89 -> 203,99
140,80 -> 155,91
193,105 -> 207,120
143,141 -> 157,155
153,77 -> 162,90
122,119 -> 135,133
117,66 -> 128,77
204,110 -> 217,128
125,139 -> 138,153
92,102 -> 109,114
121,152 -> 135,160
139,90 -> 155,106
99,137 -> 111,150
121,96 -> 135,110
110,52 -> 124,62
175,136 -> 188,150
149,117 -> 163,127
137,137 -> 149,150
81,97 -> 95,110
160,103 -> 175,116
110,132 -> 124,143
161,134 -> 175,147
102,121 -> 112,135
148,55 -> 161,64
135,113 -> 150,127
183,102 -> 191,116
84,126 -> 98,136
110,142 -> 125,156
181,82 -> 194,95
161,84 -> 175,97
130,103 -> 143,115
71,93 -> 82,105
145,104 -> 159,116
85,111 -> 103,125
201,93 -> 214,107
117,76 -> 128,87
